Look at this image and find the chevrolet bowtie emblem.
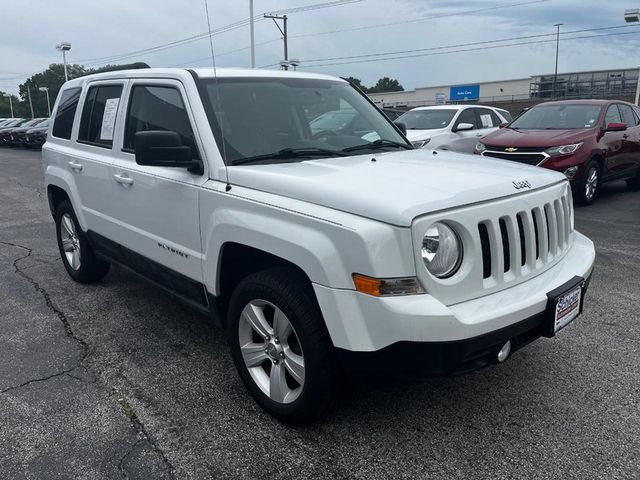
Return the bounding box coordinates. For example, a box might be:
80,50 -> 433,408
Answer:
505,147 -> 518,152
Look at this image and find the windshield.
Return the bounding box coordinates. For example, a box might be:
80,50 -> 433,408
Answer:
397,109 -> 457,130
509,104 -> 602,130
199,77 -> 410,165
1,119 -> 24,128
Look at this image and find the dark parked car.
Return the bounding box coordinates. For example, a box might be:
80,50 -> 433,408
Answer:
0,118 -> 32,145
476,100 -> 640,205
8,118 -> 48,147
24,119 -> 50,148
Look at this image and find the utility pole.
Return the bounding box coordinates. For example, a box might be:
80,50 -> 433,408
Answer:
552,23 -> 563,99
250,0 -> 255,68
39,87 -> 51,116
2,94 -> 14,117
27,85 -> 35,119
264,13 -> 288,69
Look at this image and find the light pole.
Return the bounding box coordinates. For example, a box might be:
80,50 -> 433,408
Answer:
56,42 -> 72,82
2,93 -> 13,117
250,0 -> 255,68
552,23 -> 563,100
624,9 -> 640,104
39,87 -> 51,116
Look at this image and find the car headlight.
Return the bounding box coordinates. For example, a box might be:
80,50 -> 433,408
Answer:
545,142 -> 583,156
411,139 -> 431,148
421,222 -> 463,278
475,142 -> 487,154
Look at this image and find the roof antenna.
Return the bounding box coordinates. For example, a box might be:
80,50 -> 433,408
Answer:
203,0 -> 231,192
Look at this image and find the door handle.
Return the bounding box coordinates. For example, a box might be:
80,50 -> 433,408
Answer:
68,160 -> 83,172
113,173 -> 134,186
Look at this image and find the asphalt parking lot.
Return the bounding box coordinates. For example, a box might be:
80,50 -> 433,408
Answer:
1,147 -> 639,480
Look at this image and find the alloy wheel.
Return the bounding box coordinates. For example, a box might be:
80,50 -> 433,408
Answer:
60,213 -> 81,270
584,167 -> 598,201
238,299 -> 305,404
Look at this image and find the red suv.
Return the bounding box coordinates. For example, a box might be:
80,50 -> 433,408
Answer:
476,100 -> 640,205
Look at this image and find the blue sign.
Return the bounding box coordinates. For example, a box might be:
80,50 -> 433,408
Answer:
450,84 -> 480,101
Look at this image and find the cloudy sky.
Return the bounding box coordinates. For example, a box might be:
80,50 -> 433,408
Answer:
2,0 -> 640,94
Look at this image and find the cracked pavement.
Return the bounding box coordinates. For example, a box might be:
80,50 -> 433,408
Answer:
1,148 -> 639,479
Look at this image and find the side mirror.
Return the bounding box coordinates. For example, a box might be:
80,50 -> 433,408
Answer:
454,122 -> 474,132
394,121 -> 407,136
499,122 -> 509,129
134,131 -> 202,174
604,122 -> 627,132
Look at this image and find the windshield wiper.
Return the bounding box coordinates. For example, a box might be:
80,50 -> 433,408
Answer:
341,139 -> 413,153
233,147 -> 347,165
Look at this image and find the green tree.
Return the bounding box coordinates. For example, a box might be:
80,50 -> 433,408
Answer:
367,77 -> 404,94
0,91 -> 21,117
344,76 -> 368,93
18,63 -> 91,117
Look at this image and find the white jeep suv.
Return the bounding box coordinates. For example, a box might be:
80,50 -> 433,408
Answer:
42,68 -> 595,423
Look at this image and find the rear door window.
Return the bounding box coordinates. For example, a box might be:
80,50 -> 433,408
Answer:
52,87 -> 81,139
476,108 -> 499,128
78,84 -> 124,148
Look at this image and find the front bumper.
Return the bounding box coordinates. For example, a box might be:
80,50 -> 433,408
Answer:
313,231 -> 595,354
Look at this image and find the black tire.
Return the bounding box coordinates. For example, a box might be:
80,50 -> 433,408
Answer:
55,200 -> 110,283
227,267 -> 338,424
575,160 -> 600,206
626,169 -> 640,191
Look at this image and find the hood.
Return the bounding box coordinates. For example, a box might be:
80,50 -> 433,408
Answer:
483,127 -> 593,148
405,128 -> 446,142
227,149 -> 565,226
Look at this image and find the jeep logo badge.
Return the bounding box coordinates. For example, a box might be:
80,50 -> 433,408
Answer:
512,180 -> 532,190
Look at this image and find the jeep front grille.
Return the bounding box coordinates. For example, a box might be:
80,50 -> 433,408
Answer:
477,194 -> 572,282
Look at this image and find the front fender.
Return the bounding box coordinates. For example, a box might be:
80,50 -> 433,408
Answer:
199,185 -> 416,295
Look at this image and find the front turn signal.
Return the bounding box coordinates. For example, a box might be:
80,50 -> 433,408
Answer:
352,274 -> 424,297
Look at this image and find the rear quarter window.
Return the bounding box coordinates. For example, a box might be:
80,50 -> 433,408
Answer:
52,88 -> 82,139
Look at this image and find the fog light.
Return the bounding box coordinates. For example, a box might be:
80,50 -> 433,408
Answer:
564,166 -> 579,179
497,340 -> 512,363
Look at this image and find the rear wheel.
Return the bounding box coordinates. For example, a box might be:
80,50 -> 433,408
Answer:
576,161 -> 600,206
55,200 -> 110,283
227,267 -> 338,423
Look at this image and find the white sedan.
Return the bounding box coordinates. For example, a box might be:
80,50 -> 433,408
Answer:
396,105 -> 512,152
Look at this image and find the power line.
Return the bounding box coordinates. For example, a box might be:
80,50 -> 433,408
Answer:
76,0 -> 363,67
289,0 -> 550,40
300,23 -> 640,64
300,29 -> 640,68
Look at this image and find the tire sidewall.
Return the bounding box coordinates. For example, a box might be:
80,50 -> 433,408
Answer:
227,271 -> 335,422
55,200 -> 95,281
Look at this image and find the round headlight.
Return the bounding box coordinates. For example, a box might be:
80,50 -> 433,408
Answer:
421,222 -> 463,278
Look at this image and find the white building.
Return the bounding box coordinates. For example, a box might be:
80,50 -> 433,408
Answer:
368,68 -> 640,108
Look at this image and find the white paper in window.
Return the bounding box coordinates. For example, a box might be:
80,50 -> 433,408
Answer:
480,114 -> 493,128
100,98 -> 120,140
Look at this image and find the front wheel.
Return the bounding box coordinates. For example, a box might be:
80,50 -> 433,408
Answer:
576,161 -> 600,206
227,267 -> 338,423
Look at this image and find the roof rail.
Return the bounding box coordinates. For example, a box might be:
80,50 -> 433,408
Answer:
91,62 -> 150,74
